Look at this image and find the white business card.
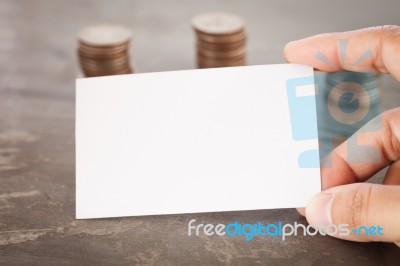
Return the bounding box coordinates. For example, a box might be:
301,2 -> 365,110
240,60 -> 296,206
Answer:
76,64 -> 320,219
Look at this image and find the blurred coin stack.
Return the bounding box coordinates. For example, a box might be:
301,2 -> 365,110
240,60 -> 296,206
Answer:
78,24 -> 133,77
192,12 -> 246,68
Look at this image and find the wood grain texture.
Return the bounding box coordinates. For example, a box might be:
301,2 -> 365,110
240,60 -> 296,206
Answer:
1,0 -> 400,265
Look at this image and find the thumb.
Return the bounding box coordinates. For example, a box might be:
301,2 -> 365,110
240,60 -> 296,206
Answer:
306,183 -> 400,242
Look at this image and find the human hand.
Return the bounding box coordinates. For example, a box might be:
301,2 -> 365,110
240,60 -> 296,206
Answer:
284,26 -> 400,244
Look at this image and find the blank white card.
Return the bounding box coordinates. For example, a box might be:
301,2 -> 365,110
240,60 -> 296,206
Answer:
76,64 -> 320,219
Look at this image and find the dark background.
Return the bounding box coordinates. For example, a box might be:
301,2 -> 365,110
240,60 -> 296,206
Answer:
0,0 -> 400,265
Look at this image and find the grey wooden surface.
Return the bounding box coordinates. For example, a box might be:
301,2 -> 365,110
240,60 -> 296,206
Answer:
1,0 -> 400,265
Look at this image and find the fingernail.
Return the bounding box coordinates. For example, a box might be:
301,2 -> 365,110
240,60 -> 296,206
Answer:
306,191 -> 333,227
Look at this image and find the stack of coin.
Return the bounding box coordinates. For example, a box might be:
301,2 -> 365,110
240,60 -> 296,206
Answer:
192,12 -> 246,68
78,24 -> 133,77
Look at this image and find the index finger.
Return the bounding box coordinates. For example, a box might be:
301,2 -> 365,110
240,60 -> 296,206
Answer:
321,108 -> 400,189
284,26 -> 400,80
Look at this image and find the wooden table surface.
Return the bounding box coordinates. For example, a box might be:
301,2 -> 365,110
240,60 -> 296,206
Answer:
1,0 -> 400,265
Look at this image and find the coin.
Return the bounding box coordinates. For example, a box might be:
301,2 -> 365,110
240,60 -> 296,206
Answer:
79,56 -> 129,68
196,39 -> 246,51
78,24 -> 132,47
197,53 -> 245,64
77,24 -> 134,77
79,43 -> 129,56
195,31 -> 246,44
78,49 -> 128,60
191,12 -> 244,35
197,46 -> 245,59
192,12 -> 247,69
83,66 -> 132,77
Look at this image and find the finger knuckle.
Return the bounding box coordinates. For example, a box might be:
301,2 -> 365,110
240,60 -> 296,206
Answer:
336,184 -> 373,228
383,25 -> 400,35
374,25 -> 400,36
380,110 -> 400,161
